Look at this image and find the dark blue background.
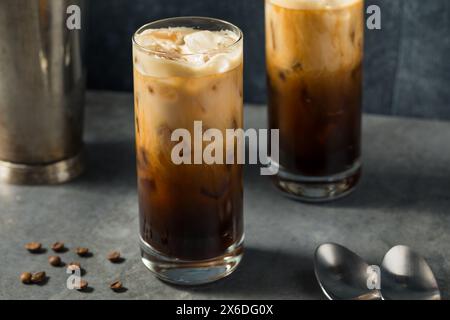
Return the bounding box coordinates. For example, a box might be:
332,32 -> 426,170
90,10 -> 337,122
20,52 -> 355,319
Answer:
86,0 -> 450,119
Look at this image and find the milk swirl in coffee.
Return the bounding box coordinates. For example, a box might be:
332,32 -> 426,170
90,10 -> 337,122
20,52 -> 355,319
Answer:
133,19 -> 244,284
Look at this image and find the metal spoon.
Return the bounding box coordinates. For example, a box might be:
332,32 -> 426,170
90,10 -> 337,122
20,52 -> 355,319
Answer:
314,243 -> 381,300
380,245 -> 441,300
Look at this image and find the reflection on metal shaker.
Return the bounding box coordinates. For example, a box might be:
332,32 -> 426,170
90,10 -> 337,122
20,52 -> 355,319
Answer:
0,0 -> 86,184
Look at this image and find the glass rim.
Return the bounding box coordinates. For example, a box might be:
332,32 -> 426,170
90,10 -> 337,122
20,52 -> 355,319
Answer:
132,16 -> 243,57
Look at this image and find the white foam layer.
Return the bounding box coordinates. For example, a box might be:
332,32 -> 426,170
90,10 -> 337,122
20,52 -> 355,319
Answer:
133,27 -> 243,78
269,0 -> 361,10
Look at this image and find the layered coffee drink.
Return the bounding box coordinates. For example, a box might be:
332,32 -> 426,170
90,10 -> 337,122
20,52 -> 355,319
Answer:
133,18 -> 244,285
266,0 -> 364,201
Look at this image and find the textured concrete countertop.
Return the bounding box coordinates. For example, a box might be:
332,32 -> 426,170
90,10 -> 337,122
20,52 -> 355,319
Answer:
0,91 -> 449,300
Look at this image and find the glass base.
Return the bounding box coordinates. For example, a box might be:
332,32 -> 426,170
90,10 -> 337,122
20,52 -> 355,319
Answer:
140,236 -> 244,286
271,160 -> 361,203
0,152 -> 84,185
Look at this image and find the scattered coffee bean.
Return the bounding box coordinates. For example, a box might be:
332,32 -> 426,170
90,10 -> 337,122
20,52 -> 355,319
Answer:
51,242 -> 65,252
48,256 -> 62,267
107,251 -> 121,263
25,242 -> 42,253
20,272 -> 32,284
77,279 -> 88,291
110,280 -> 123,292
31,271 -> 46,284
67,262 -> 81,271
76,247 -> 89,257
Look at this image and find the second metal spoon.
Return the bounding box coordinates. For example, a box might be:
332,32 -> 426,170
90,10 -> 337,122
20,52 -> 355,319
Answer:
380,245 -> 441,300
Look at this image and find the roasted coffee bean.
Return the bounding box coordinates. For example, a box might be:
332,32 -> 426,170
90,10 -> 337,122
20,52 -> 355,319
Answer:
110,280 -> 123,292
76,247 -> 89,257
51,242 -> 65,252
48,256 -> 61,267
67,262 -> 81,271
107,251 -> 121,263
20,272 -> 32,284
77,279 -> 88,291
31,271 -> 46,284
25,242 -> 42,253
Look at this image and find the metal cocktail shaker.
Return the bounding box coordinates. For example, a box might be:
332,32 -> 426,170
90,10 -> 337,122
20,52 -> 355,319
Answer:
0,0 -> 86,184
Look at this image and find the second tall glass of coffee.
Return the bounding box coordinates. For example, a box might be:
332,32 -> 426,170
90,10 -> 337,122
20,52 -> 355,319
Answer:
266,0 -> 364,201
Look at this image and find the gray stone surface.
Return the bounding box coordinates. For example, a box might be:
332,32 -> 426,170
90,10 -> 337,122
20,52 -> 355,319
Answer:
0,91 -> 449,300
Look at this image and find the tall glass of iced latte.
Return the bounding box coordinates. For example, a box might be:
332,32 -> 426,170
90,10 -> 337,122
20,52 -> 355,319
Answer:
266,0 -> 364,201
133,17 -> 244,285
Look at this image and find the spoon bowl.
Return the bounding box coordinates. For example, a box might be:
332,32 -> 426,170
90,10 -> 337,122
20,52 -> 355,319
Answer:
314,243 -> 381,300
380,245 -> 441,300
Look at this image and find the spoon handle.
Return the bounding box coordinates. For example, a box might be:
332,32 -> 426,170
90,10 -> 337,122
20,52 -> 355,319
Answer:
353,291 -> 382,300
